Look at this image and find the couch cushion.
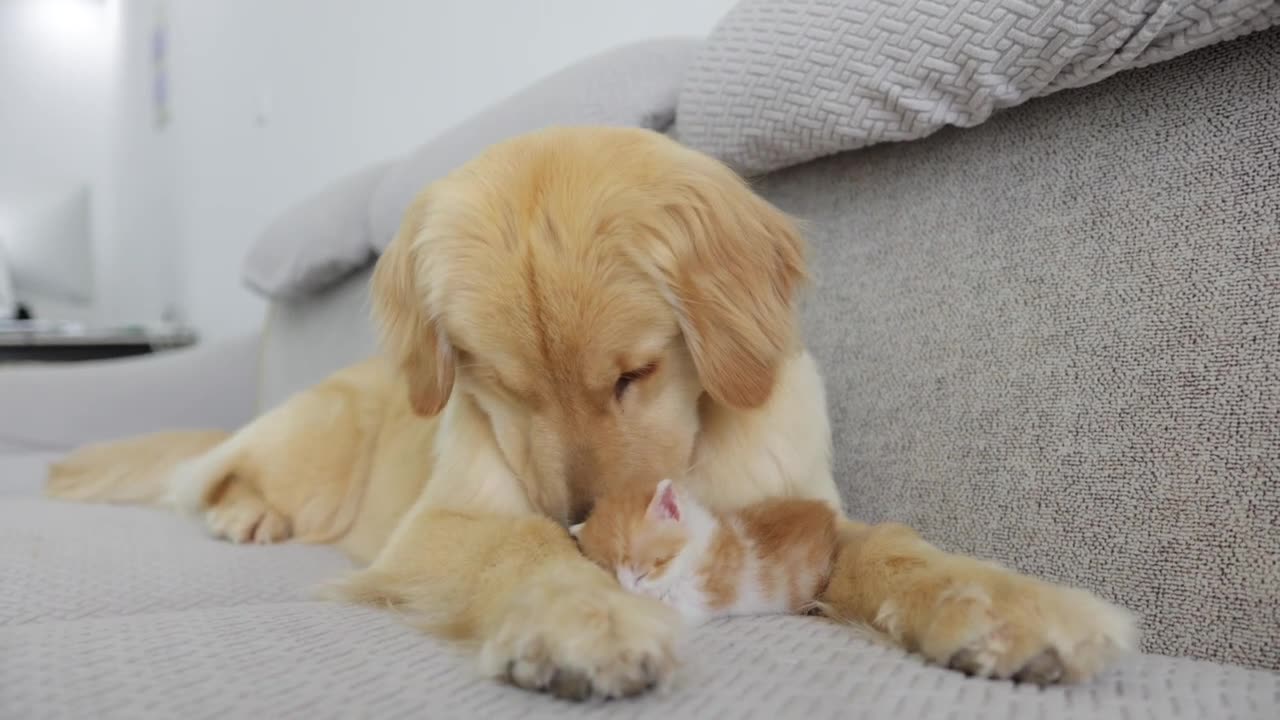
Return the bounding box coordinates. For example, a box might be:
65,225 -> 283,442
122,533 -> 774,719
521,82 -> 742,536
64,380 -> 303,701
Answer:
242,162 -> 389,301
677,0 -> 1280,175
4,434 -> 1276,717
5,579 -> 1274,712
4,594 -> 1277,718
257,264 -> 379,414
0,496 -> 351,626
0,335 -> 260,455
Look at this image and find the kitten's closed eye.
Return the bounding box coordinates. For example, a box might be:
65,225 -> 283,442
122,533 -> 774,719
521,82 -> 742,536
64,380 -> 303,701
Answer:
633,556 -> 673,584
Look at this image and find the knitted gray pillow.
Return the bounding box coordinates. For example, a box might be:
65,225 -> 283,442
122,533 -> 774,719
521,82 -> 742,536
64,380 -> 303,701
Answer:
676,0 -> 1279,175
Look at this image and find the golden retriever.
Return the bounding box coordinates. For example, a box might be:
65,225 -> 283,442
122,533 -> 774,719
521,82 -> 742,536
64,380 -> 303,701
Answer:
48,126 -> 1135,700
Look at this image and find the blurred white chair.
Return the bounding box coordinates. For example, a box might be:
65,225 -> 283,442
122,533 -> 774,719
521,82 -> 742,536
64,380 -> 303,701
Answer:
0,184 -> 93,320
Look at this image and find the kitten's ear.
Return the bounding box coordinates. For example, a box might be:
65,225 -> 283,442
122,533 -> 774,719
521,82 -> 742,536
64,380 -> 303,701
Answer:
646,479 -> 682,523
568,522 -> 585,540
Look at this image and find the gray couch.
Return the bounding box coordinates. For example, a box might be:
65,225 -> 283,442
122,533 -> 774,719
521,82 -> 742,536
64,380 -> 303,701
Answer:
3,16 -> 1277,720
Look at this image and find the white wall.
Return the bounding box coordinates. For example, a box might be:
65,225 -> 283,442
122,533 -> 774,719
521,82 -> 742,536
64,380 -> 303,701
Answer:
1,0 -> 737,340
0,0 -> 118,322
104,0 -> 181,326
0,0 -> 182,326
167,0 -> 738,342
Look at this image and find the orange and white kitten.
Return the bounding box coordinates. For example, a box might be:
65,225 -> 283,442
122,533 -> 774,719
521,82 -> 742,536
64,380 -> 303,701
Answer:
570,479 -> 839,625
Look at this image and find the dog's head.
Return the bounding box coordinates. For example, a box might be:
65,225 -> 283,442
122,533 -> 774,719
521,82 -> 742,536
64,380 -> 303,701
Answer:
372,127 -> 805,522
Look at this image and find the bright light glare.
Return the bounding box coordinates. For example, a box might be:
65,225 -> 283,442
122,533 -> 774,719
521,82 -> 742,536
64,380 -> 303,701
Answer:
20,0 -> 114,59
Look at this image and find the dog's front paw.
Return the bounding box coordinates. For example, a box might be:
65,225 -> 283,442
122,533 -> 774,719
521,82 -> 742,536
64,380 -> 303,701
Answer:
880,556 -> 1137,684
479,580 -> 681,700
205,496 -> 291,544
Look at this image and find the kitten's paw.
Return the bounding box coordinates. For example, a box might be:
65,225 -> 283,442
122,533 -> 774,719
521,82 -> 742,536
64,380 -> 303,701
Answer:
881,558 -> 1137,683
479,582 -> 681,700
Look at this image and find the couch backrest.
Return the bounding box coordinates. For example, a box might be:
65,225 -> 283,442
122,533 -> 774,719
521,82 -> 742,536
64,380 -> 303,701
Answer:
257,265 -> 378,414
765,29 -> 1278,670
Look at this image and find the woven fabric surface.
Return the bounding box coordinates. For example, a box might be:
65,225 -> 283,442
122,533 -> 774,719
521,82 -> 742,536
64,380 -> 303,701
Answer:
677,0 -> 1280,174
2,568 -> 1276,719
759,29 -> 1280,670
0,497 -> 351,628
3,456 -> 1275,715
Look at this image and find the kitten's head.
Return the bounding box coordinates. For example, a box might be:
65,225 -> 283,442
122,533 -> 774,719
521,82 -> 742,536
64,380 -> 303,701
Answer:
570,479 -> 697,599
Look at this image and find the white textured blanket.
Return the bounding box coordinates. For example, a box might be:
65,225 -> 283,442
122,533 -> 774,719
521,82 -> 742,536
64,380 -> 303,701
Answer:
677,0 -> 1279,174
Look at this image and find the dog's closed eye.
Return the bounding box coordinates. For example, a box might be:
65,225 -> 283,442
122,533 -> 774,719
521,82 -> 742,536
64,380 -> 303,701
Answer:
614,363 -> 658,401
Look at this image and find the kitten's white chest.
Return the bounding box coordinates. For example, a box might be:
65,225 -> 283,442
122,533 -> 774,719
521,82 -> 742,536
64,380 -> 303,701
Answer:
665,577 -> 714,626
658,512 -> 721,625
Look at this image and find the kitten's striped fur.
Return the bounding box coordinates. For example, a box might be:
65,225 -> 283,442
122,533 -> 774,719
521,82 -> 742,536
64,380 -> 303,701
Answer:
571,479 -> 839,624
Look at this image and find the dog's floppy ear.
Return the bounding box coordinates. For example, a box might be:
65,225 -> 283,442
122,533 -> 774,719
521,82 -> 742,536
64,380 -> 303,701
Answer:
371,189 -> 455,417
642,155 -> 806,409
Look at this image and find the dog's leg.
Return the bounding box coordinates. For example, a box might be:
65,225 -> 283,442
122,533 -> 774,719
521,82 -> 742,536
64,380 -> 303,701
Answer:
336,508 -> 681,700
47,360 -> 389,548
332,397 -> 681,701
821,521 -> 1137,684
200,475 -> 291,544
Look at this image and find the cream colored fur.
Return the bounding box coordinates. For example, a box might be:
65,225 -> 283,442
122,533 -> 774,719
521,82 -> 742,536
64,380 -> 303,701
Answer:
47,127 -> 1135,700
